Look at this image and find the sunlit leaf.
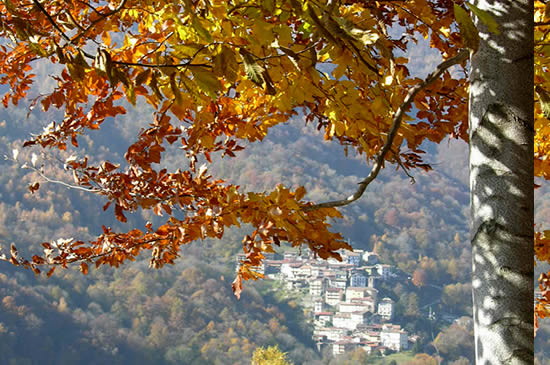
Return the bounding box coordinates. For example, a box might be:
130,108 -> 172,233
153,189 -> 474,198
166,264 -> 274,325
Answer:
454,4 -> 480,53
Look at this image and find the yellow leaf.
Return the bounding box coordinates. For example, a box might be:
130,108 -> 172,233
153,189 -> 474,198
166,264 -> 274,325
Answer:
466,3 -> 500,35
454,4 -> 480,53
295,186 -> 306,201
213,46 -> 239,83
191,68 -> 221,99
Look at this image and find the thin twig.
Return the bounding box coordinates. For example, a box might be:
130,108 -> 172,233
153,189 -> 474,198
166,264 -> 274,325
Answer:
32,0 -> 73,44
70,0 -> 128,44
25,164 -> 101,193
395,156 -> 416,184
303,49 -> 468,211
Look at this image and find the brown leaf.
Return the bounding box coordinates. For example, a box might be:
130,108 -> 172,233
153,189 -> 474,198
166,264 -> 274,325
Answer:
32,255 -> 45,264
29,182 -> 40,194
46,267 -> 56,277
114,204 -> 127,222
232,274 -> 243,300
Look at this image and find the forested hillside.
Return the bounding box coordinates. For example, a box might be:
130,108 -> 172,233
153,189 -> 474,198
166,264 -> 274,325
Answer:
0,78 -> 539,363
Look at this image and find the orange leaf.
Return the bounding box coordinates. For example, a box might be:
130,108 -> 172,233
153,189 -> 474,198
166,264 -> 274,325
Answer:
232,274 -> 243,300
47,267 -> 56,277
114,204 -> 127,222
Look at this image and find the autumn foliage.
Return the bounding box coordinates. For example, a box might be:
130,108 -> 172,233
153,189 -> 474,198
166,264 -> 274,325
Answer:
0,0 -> 540,310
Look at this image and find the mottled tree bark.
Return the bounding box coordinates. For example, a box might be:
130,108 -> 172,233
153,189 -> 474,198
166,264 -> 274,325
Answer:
469,1 -> 534,364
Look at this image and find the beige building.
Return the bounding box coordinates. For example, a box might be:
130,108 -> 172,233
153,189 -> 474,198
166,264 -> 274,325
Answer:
325,288 -> 344,306
310,278 -> 326,297
345,287 -> 372,302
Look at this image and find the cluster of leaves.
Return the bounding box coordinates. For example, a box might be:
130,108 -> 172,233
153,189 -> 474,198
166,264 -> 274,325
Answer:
251,345 -> 292,365
0,0 -> 473,295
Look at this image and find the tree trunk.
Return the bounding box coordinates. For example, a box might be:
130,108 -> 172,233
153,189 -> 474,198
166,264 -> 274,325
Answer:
469,1 -> 534,364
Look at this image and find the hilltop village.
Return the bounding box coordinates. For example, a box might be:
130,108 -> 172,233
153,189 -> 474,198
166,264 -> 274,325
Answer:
236,249 -> 416,357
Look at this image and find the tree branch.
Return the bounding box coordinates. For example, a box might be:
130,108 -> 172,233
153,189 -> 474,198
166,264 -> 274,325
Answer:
303,49 -> 469,211
70,0 -> 128,45
32,0 -> 74,44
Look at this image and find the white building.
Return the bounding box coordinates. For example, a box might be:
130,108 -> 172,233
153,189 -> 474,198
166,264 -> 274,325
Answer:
378,297 -> 394,320
314,327 -> 346,342
310,264 -> 323,278
314,299 -> 324,313
314,312 -> 333,326
280,261 -> 296,279
328,278 -> 347,290
325,288 -> 344,306
350,311 -> 369,327
296,264 -> 312,278
332,312 -> 368,330
333,313 -> 355,330
264,260 -> 283,278
380,324 -> 408,351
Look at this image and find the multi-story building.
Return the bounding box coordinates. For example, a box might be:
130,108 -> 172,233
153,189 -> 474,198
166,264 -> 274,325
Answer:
350,272 -> 367,287
378,297 -> 394,320
296,264 -> 312,279
325,287 -> 344,306
350,311 -> 369,328
345,252 -> 362,266
314,327 -> 346,342
358,342 -> 379,354
314,298 -> 324,313
332,312 -> 368,330
345,287 -> 370,302
310,278 -> 326,297
235,253 -> 266,274
380,324 -> 408,351
314,312 -> 333,326
350,297 -> 376,313
333,313 -> 355,330
376,264 -> 392,280
332,340 -> 358,355
310,264 -> 324,278
331,269 -> 348,280
280,261 -> 303,279
339,301 -> 372,314
264,260 -> 283,277
328,278 -> 347,290
354,325 -> 382,343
